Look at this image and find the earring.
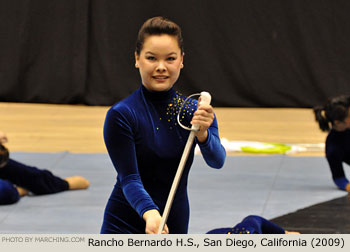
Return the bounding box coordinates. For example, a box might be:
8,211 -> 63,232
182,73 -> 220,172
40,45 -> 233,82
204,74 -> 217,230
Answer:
135,63 -> 139,68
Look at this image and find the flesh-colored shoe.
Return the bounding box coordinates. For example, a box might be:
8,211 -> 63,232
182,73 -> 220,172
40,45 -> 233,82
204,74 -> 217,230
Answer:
345,183 -> 350,193
285,230 -> 300,234
65,176 -> 90,190
16,186 -> 29,197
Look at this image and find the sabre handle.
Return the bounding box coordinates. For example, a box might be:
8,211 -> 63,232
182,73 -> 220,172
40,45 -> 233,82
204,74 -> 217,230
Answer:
199,91 -> 211,106
192,91 -> 211,131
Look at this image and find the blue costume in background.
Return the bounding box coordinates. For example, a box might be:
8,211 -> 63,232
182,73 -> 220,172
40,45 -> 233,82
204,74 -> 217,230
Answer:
101,85 -> 226,234
206,215 -> 285,234
0,159 -> 69,205
326,129 -> 350,190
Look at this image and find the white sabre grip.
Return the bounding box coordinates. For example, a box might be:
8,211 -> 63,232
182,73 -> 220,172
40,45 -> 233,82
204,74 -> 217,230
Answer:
199,91 -> 212,105
191,91 -> 212,131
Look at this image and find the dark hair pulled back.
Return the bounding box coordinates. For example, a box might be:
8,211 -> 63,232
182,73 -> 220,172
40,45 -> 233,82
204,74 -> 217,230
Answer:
313,95 -> 350,131
135,16 -> 184,55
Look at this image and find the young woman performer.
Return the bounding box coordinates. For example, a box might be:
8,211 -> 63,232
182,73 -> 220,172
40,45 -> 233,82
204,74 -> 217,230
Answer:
314,95 -> 350,192
0,131 -> 90,205
100,17 -> 226,234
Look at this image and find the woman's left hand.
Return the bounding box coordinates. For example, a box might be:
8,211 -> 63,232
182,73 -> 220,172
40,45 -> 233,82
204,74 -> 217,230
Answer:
191,103 -> 214,143
143,209 -> 169,234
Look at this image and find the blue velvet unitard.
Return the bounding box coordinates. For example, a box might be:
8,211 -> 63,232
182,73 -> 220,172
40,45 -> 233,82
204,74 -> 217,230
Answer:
325,129 -> 350,190
100,85 -> 226,234
206,215 -> 285,234
0,159 -> 69,205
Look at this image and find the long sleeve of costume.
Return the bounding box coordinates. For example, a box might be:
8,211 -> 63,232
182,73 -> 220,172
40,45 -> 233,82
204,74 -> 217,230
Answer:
196,115 -> 226,169
326,146 -> 348,189
104,107 -> 159,217
325,130 -> 350,191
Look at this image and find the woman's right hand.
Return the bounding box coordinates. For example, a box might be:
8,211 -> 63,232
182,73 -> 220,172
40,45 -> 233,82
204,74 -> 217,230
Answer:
143,209 -> 169,234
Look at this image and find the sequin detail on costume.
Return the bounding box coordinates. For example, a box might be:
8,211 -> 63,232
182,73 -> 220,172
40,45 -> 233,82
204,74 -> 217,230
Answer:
165,92 -> 196,130
228,227 -> 250,234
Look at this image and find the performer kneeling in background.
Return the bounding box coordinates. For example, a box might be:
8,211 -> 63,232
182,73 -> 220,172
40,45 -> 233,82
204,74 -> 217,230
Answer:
314,95 -> 350,192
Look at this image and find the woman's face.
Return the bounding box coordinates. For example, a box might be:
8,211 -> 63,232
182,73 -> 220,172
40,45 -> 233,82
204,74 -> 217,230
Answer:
344,111 -> 350,129
334,108 -> 350,131
135,34 -> 183,92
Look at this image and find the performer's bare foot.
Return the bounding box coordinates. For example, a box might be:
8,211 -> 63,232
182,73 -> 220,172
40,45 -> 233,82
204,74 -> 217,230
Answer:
16,186 -> 28,197
285,230 -> 300,234
65,176 -> 90,190
346,183 -> 350,192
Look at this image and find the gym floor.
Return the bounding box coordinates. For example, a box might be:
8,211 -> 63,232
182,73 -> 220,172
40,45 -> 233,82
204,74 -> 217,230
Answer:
0,102 -> 349,233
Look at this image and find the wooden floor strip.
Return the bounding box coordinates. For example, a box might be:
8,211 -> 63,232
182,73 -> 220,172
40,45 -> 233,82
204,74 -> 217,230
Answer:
0,102 -> 327,155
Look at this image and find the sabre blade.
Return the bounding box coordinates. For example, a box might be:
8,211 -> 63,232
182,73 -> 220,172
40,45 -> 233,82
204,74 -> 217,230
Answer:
157,91 -> 211,234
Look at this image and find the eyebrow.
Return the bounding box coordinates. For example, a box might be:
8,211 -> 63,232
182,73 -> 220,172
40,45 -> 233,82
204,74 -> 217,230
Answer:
145,51 -> 177,56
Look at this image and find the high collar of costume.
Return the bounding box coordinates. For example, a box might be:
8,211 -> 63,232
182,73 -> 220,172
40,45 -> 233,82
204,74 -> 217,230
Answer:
331,128 -> 350,134
141,84 -> 175,102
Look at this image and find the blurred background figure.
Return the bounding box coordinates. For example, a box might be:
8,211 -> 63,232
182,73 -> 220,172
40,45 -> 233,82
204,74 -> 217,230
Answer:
0,130 -> 90,205
206,215 -> 300,234
314,95 -> 350,192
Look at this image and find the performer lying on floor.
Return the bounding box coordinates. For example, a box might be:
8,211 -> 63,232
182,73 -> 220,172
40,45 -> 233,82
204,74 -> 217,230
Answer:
206,215 -> 299,234
314,95 -> 350,192
0,130 -> 90,205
